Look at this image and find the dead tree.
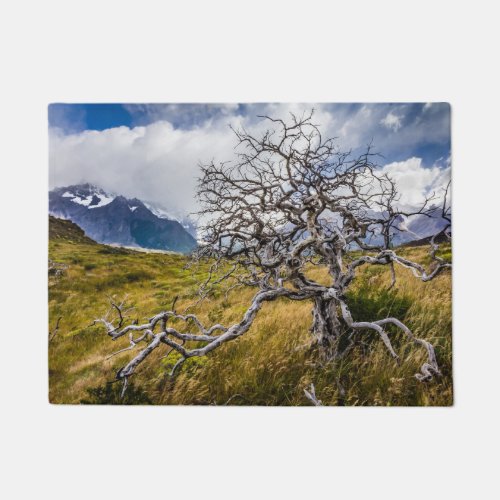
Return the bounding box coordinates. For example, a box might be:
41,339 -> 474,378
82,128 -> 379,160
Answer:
94,111 -> 451,400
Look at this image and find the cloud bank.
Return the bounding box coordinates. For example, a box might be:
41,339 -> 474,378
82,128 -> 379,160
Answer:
381,157 -> 450,211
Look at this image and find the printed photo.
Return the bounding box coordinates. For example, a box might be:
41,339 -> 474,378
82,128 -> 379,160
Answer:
48,103 -> 452,405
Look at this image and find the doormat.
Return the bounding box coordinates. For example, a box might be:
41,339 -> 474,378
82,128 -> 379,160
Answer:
48,103 -> 452,406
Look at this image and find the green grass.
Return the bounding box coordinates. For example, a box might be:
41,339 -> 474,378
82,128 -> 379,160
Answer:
49,234 -> 452,406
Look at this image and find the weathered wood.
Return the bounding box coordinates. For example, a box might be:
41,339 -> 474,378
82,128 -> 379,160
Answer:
93,112 -> 451,402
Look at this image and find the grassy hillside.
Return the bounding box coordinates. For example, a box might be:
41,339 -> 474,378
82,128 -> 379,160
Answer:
48,218 -> 452,406
49,215 -> 97,245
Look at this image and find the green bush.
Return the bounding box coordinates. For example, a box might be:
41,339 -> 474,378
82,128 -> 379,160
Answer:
125,270 -> 154,282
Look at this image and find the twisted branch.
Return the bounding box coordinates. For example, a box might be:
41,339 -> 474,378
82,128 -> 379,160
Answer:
92,111 -> 451,403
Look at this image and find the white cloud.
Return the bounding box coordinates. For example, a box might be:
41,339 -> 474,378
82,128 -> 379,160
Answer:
380,157 -> 451,211
380,111 -> 403,132
50,121 -> 233,216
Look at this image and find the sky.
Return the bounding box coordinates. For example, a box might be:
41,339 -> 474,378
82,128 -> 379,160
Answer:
49,103 -> 451,217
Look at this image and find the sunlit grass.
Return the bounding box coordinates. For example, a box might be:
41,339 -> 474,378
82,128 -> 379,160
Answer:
49,237 -> 452,406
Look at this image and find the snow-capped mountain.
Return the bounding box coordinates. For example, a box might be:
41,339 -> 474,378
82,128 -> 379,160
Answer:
143,202 -> 198,238
49,184 -> 197,253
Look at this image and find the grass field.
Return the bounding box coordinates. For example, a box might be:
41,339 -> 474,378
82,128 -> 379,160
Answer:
48,217 -> 452,406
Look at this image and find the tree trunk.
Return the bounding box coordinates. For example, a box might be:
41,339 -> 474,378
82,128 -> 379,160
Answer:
311,297 -> 343,358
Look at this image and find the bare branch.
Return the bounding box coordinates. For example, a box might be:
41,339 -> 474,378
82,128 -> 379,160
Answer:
92,111 -> 451,403
304,383 -> 323,406
49,316 -> 62,343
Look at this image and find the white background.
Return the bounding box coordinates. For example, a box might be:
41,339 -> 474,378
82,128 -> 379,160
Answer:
1,1 -> 499,498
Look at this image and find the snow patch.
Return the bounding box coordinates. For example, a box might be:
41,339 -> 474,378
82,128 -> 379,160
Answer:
88,193 -> 115,209
70,195 -> 94,206
62,189 -> 115,209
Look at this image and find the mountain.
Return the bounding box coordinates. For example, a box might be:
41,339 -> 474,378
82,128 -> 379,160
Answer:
399,231 -> 449,247
142,202 -> 198,239
390,207 -> 450,246
49,184 -> 197,253
342,205 -> 449,248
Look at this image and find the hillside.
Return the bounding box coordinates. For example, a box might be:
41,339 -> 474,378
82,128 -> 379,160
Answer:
48,232 -> 452,406
49,215 -> 97,245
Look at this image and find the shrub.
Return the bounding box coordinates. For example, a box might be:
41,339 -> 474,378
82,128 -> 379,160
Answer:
80,382 -> 152,405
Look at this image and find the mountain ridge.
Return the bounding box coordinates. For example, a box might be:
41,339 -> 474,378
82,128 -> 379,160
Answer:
49,184 -> 197,253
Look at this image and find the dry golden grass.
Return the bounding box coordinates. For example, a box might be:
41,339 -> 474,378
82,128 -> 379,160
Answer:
49,237 -> 452,406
